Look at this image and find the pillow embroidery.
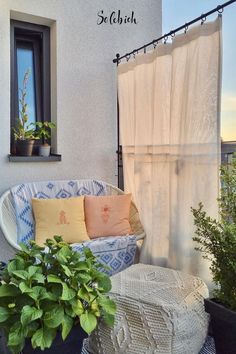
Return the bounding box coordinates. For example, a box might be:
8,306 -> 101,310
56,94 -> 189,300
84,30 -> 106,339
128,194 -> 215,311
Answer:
101,204 -> 111,223
57,210 -> 70,225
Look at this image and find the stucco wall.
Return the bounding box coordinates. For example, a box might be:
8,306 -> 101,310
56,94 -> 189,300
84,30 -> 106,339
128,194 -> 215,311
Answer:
0,0 -> 162,260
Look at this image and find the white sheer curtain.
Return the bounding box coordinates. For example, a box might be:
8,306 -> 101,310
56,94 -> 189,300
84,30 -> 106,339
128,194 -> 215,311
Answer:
118,18 -> 222,282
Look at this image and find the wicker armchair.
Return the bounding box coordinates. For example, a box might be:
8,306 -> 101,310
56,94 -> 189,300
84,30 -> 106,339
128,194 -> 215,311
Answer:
0,180 -> 145,251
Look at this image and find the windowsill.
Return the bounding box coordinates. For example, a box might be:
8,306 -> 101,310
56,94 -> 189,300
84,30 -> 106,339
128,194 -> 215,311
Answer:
8,154 -> 61,162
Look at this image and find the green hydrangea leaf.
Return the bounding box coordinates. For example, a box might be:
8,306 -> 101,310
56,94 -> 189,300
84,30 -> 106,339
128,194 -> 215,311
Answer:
71,298 -> 84,316
56,246 -> 71,263
21,305 -> 43,326
47,274 -> 63,284
97,275 -> 112,292
19,242 -> 31,254
98,296 -> 116,315
31,326 -> 56,350
27,286 -> 46,301
53,235 -> 63,243
43,305 -> 64,328
12,270 -> 28,280
8,322 -> 24,347
60,283 -> 76,301
31,273 -> 45,283
75,261 -> 89,271
103,312 -> 115,327
78,287 -> 90,301
28,265 -> 41,277
61,264 -> 72,277
0,284 -> 20,297
19,282 -> 32,294
61,314 -> 73,340
0,306 -> 10,322
77,273 -> 92,284
80,312 -> 97,334
7,258 -> 25,274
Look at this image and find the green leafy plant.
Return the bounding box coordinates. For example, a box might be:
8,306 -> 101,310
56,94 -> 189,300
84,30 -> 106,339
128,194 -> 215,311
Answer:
34,121 -> 56,145
13,69 -> 36,141
191,156 -> 236,311
0,236 -> 116,353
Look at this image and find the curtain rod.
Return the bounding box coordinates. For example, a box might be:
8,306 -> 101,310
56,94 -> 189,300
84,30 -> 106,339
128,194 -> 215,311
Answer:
113,0 -> 236,64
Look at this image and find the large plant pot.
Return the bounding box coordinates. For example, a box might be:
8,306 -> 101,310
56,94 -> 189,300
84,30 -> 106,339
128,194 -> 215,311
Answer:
15,140 -> 35,156
23,325 -> 87,354
204,298 -> 236,354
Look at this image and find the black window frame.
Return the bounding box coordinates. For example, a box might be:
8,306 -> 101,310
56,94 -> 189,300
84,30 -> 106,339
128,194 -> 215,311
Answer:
10,20 -> 51,154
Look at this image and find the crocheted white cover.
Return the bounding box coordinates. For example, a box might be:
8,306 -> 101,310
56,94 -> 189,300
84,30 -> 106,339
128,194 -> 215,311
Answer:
88,264 -> 209,354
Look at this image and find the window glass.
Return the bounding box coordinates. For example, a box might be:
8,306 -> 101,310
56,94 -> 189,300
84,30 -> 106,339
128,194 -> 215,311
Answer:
17,46 -> 36,125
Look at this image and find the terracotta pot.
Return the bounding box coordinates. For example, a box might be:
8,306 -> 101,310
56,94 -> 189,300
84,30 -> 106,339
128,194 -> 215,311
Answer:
204,298 -> 236,354
15,140 -> 35,156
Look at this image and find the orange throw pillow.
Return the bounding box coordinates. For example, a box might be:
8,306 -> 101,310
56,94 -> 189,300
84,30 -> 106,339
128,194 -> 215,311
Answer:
85,194 -> 132,238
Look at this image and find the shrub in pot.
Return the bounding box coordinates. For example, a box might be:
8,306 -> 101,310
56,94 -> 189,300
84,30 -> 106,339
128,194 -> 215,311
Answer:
0,236 -> 116,354
191,157 -> 236,354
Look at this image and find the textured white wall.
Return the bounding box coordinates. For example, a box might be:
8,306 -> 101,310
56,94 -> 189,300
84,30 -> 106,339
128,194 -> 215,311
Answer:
0,0 -> 162,260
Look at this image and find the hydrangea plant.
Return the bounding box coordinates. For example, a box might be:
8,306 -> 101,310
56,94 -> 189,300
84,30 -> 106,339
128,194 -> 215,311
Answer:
0,236 -> 116,353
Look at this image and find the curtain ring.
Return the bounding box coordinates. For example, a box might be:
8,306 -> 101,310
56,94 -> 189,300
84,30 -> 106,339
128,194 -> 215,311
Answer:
143,46 -> 146,54
126,54 -> 131,62
217,5 -> 224,13
152,40 -> 157,49
164,35 -> 168,44
132,50 -> 136,59
170,30 -> 175,39
201,15 -> 206,25
184,24 -> 188,33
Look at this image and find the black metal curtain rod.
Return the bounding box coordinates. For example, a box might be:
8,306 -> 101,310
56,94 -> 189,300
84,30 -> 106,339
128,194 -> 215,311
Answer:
113,0 -> 236,64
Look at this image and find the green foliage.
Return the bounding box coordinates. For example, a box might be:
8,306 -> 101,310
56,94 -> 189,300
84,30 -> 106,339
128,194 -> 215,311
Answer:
191,156 -> 236,311
33,121 -> 56,143
0,236 -> 116,353
13,69 -> 35,141
13,69 -> 56,142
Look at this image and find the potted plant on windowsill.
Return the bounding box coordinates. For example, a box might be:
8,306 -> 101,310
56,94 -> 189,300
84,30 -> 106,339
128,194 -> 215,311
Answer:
191,156 -> 236,354
34,121 -> 56,157
0,236 -> 116,354
13,69 -> 38,157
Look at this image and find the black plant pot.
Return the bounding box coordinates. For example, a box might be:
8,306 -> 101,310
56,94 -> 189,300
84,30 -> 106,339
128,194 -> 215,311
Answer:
23,325 -> 87,354
204,298 -> 236,354
15,140 -> 35,156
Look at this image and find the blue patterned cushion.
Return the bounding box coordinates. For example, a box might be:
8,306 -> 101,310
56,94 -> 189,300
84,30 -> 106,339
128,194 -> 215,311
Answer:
72,235 -> 137,276
11,180 -> 106,245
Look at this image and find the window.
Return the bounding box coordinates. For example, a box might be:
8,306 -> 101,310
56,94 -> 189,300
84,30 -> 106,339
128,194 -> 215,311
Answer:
10,20 -> 50,153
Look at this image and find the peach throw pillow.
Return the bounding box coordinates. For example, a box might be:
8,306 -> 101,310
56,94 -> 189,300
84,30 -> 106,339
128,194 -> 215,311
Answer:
85,194 -> 132,238
32,196 -> 89,246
